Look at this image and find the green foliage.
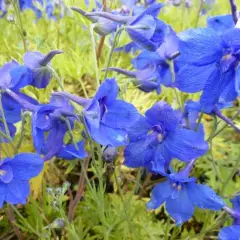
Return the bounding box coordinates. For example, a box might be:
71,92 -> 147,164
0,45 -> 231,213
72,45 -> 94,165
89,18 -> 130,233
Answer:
0,0 -> 240,239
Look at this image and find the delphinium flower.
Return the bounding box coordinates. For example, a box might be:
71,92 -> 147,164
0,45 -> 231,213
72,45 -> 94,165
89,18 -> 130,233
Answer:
44,0 -> 67,20
109,27 -> 179,93
54,78 -> 140,147
124,101 -> 208,171
219,195 -> 240,239
147,160 -> 225,225
23,50 -> 63,88
6,90 -> 87,162
0,59 -> 36,126
175,26 -> 240,113
0,153 -> 43,207
86,3 -> 166,51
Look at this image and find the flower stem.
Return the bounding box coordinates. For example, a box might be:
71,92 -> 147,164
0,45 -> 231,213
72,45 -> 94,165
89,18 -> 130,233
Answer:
104,28 -> 123,79
229,0 -> 239,24
90,25 -> 100,87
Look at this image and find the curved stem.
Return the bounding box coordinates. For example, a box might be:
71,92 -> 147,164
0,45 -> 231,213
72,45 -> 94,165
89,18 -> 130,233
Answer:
229,0 -> 238,24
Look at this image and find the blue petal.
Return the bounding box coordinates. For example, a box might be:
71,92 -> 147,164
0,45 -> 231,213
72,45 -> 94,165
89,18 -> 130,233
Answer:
5,179 -> 30,205
132,51 -> 162,69
145,101 -> 179,131
178,28 -> 223,65
0,183 -> 6,208
31,67 -> 52,88
187,182 -> 225,210
23,51 -> 43,69
84,100 -> 101,131
129,15 -> 156,39
42,120 -> 67,161
200,69 -> 232,113
166,185 -> 194,225
127,115 -> 152,142
126,29 -> 158,51
235,64 -> 240,96
57,141 -> 88,160
175,63 -> 217,93
165,127 -> 209,162
147,180 -> 173,209
207,14 -> 234,34
89,124 -> 128,147
124,139 -> 155,168
222,28 -> 240,50
93,78 -> 119,104
0,60 -> 19,88
219,226 -> 240,240
102,100 -> 139,129
32,124 -> 44,154
219,79 -> 237,104
10,66 -> 33,91
9,153 -> 43,180
0,165 -> 13,183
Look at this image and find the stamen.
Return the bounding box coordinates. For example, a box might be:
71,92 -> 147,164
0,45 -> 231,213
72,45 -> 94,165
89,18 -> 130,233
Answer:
177,185 -> 182,191
0,170 -> 6,176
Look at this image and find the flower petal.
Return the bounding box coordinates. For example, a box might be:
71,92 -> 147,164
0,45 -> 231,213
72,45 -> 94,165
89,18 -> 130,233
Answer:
166,185 -> 194,225
145,101 -> 179,131
175,63 -> 217,93
9,153 -> 44,180
187,182 -> 225,210
127,115 -> 152,142
57,141 -> 88,160
200,69 -> 232,113
165,127 -> 209,162
89,124 -> 128,147
178,28 -> 223,65
5,179 -> 30,205
124,139 -> 155,168
102,100 -> 139,129
219,225 -> 240,240
147,180 -> 173,209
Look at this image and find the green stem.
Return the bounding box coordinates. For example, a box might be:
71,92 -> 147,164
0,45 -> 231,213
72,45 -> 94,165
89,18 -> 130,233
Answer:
164,217 -> 171,240
194,0 -> 204,27
15,112 -> 26,154
90,25 -> 100,87
104,28 -> 123,79
220,153 -> 240,196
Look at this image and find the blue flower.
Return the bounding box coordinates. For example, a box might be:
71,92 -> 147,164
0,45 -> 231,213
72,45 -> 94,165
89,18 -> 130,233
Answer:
31,95 -> 87,161
0,0 -> 7,18
124,101 -> 208,171
175,27 -> 240,113
219,195 -> 240,239
147,161 -> 225,225
0,153 -> 44,208
0,60 -> 36,124
55,79 -> 139,146
23,50 -> 63,88
87,3 -> 166,51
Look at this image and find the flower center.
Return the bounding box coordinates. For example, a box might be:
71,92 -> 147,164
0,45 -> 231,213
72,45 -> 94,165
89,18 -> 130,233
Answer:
0,170 -> 6,176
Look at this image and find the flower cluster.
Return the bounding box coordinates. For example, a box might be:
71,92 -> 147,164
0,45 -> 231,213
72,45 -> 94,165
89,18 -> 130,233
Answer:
0,0 -> 240,238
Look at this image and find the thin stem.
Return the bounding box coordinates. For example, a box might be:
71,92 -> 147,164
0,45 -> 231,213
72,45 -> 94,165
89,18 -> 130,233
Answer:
220,153 -> 240,196
90,25 -> 100,87
194,0 -> 204,27
15,112 -> 27,154
164,217 -> 171,240
229,0 -> 239,24
6,205 -> 21,239
194,109 -> 204,131
104,28 -> 123,79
